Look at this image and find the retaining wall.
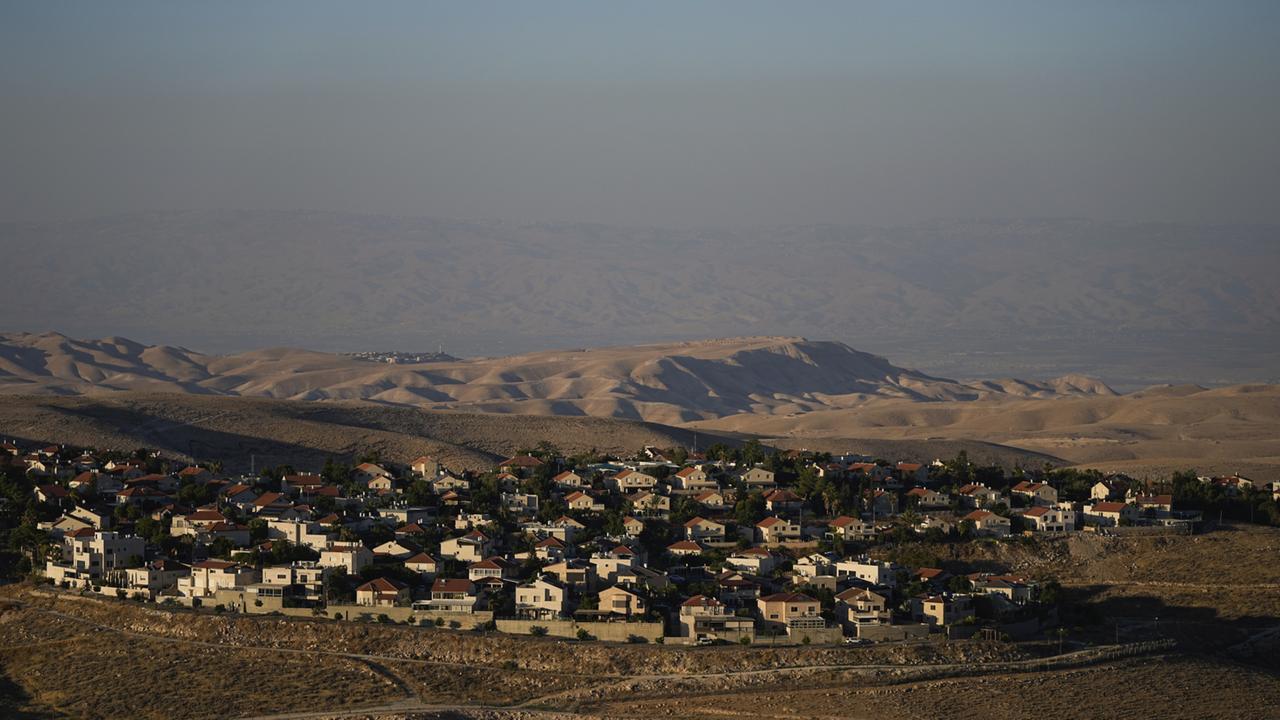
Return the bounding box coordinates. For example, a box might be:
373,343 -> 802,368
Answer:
495,618 -> 664,642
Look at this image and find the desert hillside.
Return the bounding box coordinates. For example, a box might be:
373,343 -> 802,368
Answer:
2,332 -> 1277,479
697,383 -> 1280,481
0,332 -> 1114,424
0,393 -> 730,473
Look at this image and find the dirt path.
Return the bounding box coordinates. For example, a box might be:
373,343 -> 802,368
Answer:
1062,580 -> 1280,589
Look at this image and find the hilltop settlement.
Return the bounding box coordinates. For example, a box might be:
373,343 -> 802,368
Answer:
2,437 -> 1272,646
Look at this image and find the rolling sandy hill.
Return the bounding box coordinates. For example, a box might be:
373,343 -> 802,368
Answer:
694,384 -> 1280,481
2,332 -> 1276,479
0,332 -> 1114,424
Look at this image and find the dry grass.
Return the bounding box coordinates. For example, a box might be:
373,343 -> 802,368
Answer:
585,654 -> 1280,720
0,633 -> 399,720
5,526 -> 1279,718
0,393 -> 715,473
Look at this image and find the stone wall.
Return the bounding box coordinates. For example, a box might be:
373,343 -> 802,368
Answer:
750,627 -> 844,646
495,618 -> 664,642
857,623 -> 931,641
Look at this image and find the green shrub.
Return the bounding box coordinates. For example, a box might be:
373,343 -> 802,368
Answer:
530,625 -> 548,636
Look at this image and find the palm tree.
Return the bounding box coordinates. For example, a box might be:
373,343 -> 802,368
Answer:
1055,626 -> 1069,654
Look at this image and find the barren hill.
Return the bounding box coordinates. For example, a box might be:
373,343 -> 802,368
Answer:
3,332 -> 1276,479
0,393 -> 734,473
0,332 -> 1114,424
695,383 -> 1280,481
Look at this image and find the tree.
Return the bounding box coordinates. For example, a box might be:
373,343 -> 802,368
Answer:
741,439 -> 766,467
1038,579 -> 1062,606
248,518 -> 269,544
734,491 -> 766,527
322,457 -> 351,486
602,510 -> 625,537
667,446 -> 689,465
208,537 -> 235,559
8,507 -> 48,576
793,466 -> 820,499
178,482 -> 214,506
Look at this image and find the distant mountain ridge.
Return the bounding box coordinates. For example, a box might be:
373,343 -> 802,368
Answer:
0,331 -> 1116,424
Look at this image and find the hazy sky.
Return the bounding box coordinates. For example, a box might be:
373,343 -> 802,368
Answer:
3,1 -> 1278,227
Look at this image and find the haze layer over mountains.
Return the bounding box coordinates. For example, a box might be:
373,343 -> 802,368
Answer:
1,211 -> 1277,387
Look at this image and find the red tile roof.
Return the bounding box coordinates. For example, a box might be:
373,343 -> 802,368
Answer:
193,560 -> 237,570
357,577 -> 407,592
501,455 -> 544,468
432,577 -> 473,594
760,592 -> 817,603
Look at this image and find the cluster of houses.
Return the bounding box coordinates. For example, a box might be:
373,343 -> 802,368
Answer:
7,439 -> 1252,645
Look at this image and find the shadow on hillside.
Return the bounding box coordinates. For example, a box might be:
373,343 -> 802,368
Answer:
1063,584 -> 1280,675
0,671 -> 57,720
38,404 -> 364,473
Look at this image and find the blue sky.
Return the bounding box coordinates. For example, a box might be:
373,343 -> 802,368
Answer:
3,1 -> 1278,225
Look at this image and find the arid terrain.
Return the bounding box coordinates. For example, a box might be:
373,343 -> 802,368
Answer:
0,333 -> 1116,422
2,332 -> 1279,480
699,383 -> 1280,482
0,393 -> 735,474
3,525 -> 1277,720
